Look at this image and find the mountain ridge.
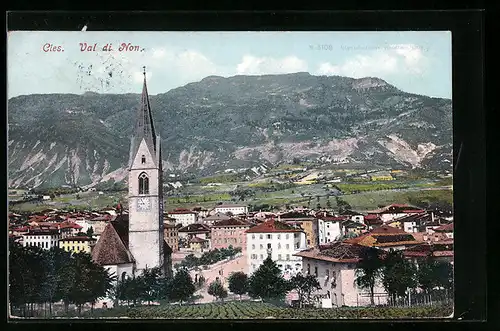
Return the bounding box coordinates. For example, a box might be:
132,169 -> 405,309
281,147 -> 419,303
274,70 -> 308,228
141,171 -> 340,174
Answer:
7,73 -> 452,189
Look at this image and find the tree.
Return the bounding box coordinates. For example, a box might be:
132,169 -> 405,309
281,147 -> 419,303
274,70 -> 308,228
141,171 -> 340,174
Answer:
207,279 -> 228,302
336,197 -> 352,214
248,257 -> 290,301
169,268 -> 195,305
355,247 -> 383,306
416,257 -> 440,294
86,226 -> 94,238
289,273 -> 321,308
138,267 -> 163,305
326,197 -> 332,209
228,271 -> 248,300
381,250 -> 417,305
433,260 -> 454,291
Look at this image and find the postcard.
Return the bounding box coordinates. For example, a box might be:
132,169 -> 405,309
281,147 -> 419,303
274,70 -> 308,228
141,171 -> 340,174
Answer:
7,30 -> 453,319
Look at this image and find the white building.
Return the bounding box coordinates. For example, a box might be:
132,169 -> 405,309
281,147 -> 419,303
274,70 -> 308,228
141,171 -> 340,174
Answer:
403,221 -> 419,233
317,217 -> 344,244
168,209 -> 198,227
22,228 -> 62,250
246,219 -> 307,276
214,204 -> 248,216
366,204 -> 425,223
295,242 -> 388,307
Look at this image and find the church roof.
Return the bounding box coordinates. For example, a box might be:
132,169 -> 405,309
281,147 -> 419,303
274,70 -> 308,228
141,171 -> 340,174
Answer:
92,214 -> 172,266
91,215 -> 134,266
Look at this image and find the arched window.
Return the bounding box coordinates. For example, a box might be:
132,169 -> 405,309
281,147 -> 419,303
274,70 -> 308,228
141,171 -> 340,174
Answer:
138,172 -> 149,194
121,272 -> 127,282
141,155 -> 146,164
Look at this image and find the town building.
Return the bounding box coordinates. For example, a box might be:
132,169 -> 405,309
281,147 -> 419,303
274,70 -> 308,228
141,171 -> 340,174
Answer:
317,216 -> 346,244
214,204 -> 248,215
164,222 -> 179,252
201,211 -> 231,226
344,225 -> 422,251
192,207 -> 210,218
178,223 -> 211,248
294,242 -> 388,307
91,70 -> 172,287
342,220 -> 368,236
59,236 -> 96,254
366,204 -> 426,223
167,208 -> 198,227
22,228 -> 62,250
432,223 -> 453,239
403,239 -> 454,265
246,219 -> 307,276
211,218 -> 251,251
278,211 -> 318,247
188,236 -> 209,252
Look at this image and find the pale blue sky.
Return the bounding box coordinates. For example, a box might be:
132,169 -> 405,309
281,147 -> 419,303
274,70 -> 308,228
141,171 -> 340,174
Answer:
7,31 -> 452,99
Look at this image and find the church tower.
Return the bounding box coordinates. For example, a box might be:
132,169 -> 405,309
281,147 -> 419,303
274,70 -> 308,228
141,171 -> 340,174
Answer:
128,67 -> 164,275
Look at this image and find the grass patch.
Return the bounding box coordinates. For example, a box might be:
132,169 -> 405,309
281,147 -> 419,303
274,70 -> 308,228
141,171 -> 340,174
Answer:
199,174 -> 243,184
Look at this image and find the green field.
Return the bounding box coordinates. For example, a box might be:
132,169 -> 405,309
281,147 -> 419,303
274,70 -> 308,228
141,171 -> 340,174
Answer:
80,301 -> 453,319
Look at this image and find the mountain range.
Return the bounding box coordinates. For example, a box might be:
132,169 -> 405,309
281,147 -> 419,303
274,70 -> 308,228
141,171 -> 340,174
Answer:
7,72 -> 452,189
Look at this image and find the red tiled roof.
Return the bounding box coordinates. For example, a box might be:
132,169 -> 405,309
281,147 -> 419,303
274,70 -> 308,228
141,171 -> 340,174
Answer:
294,242 -> 379,263
320,216 -> 349,221
204,212 -> 232,221
212,218 -> 250,227
403,241 -> 454,258
369,224 -> 407,235
168,210 -> 197,215
367,204 -> 414,214
343,225 -> 420,247
178,223 -> 211,233
24,228 -> 60,235
245,219 -> 302,234
434,223 -> 453,232
189,236 -> 208,243
364,214 -> 381,220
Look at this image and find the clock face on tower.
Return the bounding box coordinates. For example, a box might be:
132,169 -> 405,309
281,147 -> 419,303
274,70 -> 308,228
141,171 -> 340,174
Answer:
137,197 -> 151,212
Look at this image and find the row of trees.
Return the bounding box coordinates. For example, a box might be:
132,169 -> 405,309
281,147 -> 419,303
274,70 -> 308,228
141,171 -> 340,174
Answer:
174,246 -> 242,269
114,267 -> 199,306
355,248 -> 453,306
9,240 -> 114,317
204,258 -> 320,307
208,252 -> 452,308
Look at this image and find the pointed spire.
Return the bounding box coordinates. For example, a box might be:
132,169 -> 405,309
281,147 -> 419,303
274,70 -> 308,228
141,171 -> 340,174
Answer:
134,66 -> 156,152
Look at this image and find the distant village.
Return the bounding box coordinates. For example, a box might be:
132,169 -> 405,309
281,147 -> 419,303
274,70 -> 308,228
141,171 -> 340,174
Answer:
9,201 -> 453,308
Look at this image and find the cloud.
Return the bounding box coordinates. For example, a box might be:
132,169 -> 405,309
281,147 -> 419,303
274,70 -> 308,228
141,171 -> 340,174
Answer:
317,44 -> 427,78
236,55 -> 308,75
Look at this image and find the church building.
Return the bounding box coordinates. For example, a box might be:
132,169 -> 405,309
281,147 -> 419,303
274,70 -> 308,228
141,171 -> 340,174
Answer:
92,68 -> 172,285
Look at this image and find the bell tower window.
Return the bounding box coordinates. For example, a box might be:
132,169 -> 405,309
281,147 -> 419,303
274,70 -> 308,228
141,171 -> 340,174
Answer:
141,155 -> 146,164
139,172 -> 149,194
